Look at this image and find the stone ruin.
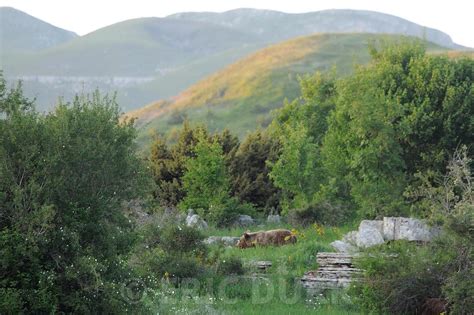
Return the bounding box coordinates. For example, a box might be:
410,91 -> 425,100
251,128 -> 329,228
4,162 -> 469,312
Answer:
301,252 -> 361,294
301,217 -> 440,294
330,217 -> 440,253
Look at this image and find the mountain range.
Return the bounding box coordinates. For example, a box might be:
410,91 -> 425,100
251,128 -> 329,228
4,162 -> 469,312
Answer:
1,6 -> 470,115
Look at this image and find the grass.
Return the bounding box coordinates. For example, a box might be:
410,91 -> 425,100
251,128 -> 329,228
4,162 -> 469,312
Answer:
217,300 -> 360,314
205,222 -> 355,276
140,221 -> 360,314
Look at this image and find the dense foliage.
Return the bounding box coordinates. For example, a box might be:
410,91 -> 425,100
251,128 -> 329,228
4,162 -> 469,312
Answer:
270,43 -> 473,219
149,124 -> 281,221
350,147 -> 473,314
132,221 -> 208,285
0,79 -> 149,313
228,130 -> 282,213
149,121 -> 207,207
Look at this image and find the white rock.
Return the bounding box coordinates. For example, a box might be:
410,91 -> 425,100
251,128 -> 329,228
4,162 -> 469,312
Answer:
221,236 -> 240,246
397,217 -> 433,241
330,240 -> 358,253
203,236 -> 239,247
383,217 -> 437,242
185,211 -> 208,230
357,221 -> 384,248
359,220 -> 384,235
267,214 -> 281,224
342,231 -> 359,246
203,236 -> 221,245
383,217 -> 397,241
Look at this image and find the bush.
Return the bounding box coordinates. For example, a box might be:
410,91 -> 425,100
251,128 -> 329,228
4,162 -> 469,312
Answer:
349,147 -> 473,314
205,197 -> 256,227
160,225 -> 206,255
133,222 -> 208,285
349,241 -> 451,314
215,256 -> 244,276
0,82 -> 150,313
287,201 -> 348,226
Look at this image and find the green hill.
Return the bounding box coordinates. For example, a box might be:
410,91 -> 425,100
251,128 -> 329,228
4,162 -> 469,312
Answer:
2,8 -> 468,112
0,7 -> 77,67
5,17 -> 260,76
128,34 -> 447,147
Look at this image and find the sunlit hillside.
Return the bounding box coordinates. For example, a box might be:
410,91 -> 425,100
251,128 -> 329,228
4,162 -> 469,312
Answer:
128,33 -> 446,147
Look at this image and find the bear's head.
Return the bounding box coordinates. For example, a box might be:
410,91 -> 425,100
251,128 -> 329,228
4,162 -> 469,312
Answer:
236,232 -> 254,249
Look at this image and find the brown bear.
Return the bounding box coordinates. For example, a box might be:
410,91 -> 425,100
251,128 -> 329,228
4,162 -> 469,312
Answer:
237,229 -> 297,249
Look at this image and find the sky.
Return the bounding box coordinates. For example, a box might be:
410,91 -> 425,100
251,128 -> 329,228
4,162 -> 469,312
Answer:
1,0 -> 473,47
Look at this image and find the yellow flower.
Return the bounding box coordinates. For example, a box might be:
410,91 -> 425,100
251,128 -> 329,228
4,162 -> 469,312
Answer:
313,223 -> 325,236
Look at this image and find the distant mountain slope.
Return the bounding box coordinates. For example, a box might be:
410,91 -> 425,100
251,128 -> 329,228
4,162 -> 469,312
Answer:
168,8 -> 463,49
1,8 -> 468,112
0,7 -> 77,55
128,34 -> 447,146
5,17 -> 260,76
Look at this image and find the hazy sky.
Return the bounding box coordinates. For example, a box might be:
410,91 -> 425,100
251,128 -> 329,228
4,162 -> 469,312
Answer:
1,0 -> 473,47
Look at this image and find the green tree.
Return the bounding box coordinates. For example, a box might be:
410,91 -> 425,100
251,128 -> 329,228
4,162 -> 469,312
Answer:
179,131 -> 231,222
268,72 -> 336,210
0,79 -> 150,313
322,43 -> 473,217
269,122 -> 319,208
228,129 -> 281,213
149,121 -> 208,207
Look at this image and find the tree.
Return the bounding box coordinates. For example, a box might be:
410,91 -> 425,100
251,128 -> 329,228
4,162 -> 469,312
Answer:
148,121 -> 208,207
0,79 -> 150,313
269,123 -> 319,208
268,72 -> 336,211
228,129 -> 281,213
179,131 -> 231,222
322,42 -> 473,217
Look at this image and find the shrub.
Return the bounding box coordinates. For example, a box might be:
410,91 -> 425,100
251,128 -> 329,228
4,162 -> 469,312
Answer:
133,222 -> 208,286
350,146 -> 473,314
287,201 -> 348,226
0,81 -> 150,313
349,241 -> 451,314
205,197 -> 256,227
215,256 -> 245,276
160,224 -> 206,256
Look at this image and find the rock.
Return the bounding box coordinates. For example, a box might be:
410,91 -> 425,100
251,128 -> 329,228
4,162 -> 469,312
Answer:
221,236 -> 240,246
255,261 -> 272,271
359,220 -> 384,235
383,217 -> 397,241
301,252 -> 361,294
185,210 -> 208,230
357,220 -> 384,248
267,214 -> 281,224
202,236 -> 221,245
399,217 -> 439,241
203,236 -> 221,245
342,231 -> 358,246
383,217 -> 437,242
248,260 -> 272,271
234,214 -> 255,227
330,240 -> 358,253
203,236 -> 239,246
